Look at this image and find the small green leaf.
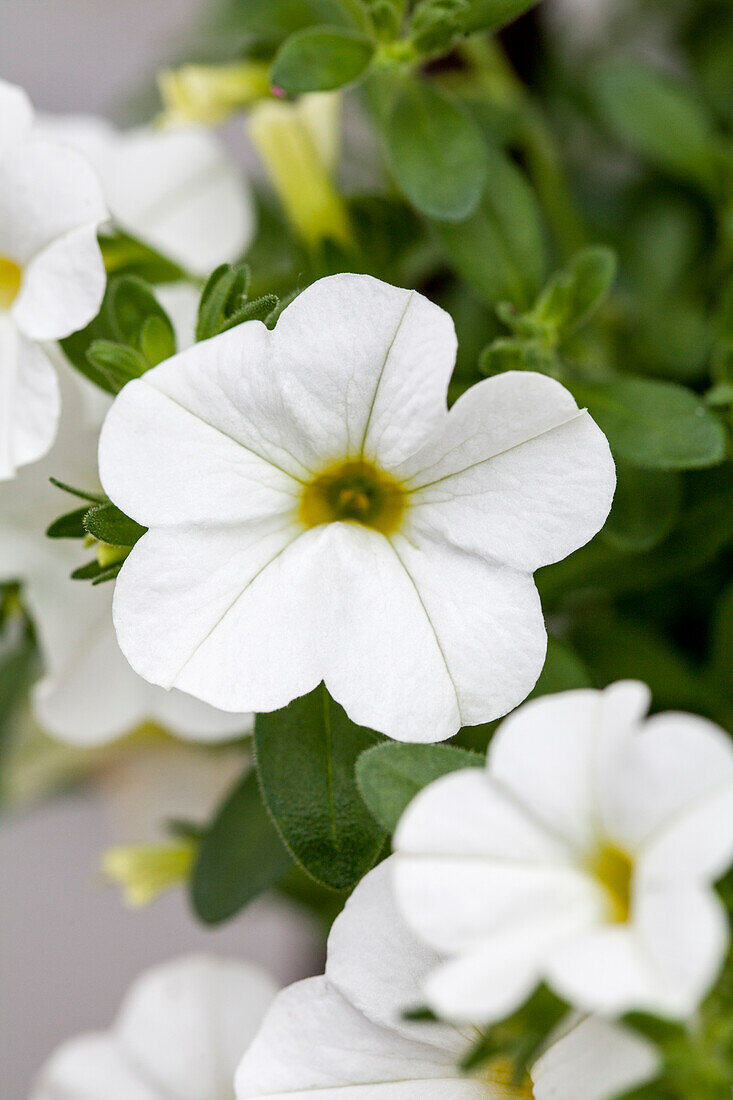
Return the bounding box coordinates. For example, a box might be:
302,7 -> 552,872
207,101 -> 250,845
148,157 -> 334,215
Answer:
71,559 -> 114,582
83,503 -> 147,548
272,27 -> 375,94
480,336 -> 558,376
86,340 -> 148,394
533,247 -> 617,336
604,465 -> 681,552
255,684 -> 385,889
569,378 -> 727,470
46,507 -> 90,540
434,150 -> 546,307
191,769 -> 291,925
590,60 -> 718,188
108,275 -> 175,349
460,0 -> 539,34
140,314 -> 176,366
385,80 -> 487,222
409,0 -> 470,54
356,742 -> 482,832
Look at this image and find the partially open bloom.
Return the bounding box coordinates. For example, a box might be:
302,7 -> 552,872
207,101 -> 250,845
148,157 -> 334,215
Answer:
30,954 -> 278,1100
0,361 -> 251,744
0,79 -> 107,480
100,273 -> 614,741
236,860 -> 659,1099
36,113 -> 254,277
394,681 -> 733,1022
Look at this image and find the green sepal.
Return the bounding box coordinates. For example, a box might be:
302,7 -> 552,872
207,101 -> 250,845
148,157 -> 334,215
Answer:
356,742 -> 482,832
83,503 -> 147,548
255,684 -> 385,890
86,340 -> 149,394
196,263 -> 278,342
46,507 -> 91,540
71,559 -> 123,584
48,478 -> 105,504
460,984 -> 568,1082
191,768 -> 292,925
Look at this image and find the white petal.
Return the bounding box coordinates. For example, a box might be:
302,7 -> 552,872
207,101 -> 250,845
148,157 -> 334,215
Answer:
602,708 -> 733,856
545,926 -> 666,1017
0,79 -> 33,155
397,372 -> 615,571
111,521 -> 323,708
269,274 -> 457,469
531,1016 -> 660,1100
488,682 -> 651,851
13,222 -> 107,340
235,976 -> 488,1099
0,320 -> 59,480
117,954 -> 278,1100
384,531 -> 547,730
639,784 -> 733,884
0,138 -> 107,264
99,353 -> 302,528
326,860 -> 464,1053
29,1033 -> 159,1100
634,885 -> 728,1016
103,125 -> 253,275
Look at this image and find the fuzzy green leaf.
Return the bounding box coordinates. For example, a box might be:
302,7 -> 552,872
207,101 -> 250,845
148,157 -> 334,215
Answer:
255,684 -> 385,889
356,742 -> 482,832
272,27 -> 375,94
46,507 -> 90,540
83,503 -> 147,548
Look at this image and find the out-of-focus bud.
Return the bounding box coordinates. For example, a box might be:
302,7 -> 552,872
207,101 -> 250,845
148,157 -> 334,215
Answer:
102,840 -> 195,907
247,93 -> 352,250
158,61 -> 271,126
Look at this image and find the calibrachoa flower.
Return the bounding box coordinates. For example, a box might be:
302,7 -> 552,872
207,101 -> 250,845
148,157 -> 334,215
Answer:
36,113 -> 254,277
30,954 -> 278,1100
236,860 -> 659,1099
0,361 -> 251,744
99,274 -> 615,741
393,681 -> 733,1022
0,79 -> 107,481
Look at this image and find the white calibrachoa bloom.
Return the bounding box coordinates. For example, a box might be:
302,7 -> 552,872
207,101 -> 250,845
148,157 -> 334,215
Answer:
99,274 -> 615,742
0,80 -> 107,480
393,681 -> 733,1023
0,361 -> 251,744
236,861 -> 659,1099
36,113 -> 254,277
30,954 -> 278,1100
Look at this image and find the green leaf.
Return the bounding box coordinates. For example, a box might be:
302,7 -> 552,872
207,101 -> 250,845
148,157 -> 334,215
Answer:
569,378 -> 727,471
460,0 -> 539,34
83,503 -> 147,548
272,27 -> 375,94
532,636 -> 592,696
140,314 -> 176,367
533,247 -> 617,337
100,230 -> 186,284
604,465 -> 681,552
214,0 -> 365,40
109,275 -> 175,350
590,60 -> 718,189
86,340 -> 149,394
46,507 -> 90,540
356,742 -> 482,832
255,684 -> 385,889
191,769 -> 292,925
385,80 -> 487,222
434,150 -> 546,307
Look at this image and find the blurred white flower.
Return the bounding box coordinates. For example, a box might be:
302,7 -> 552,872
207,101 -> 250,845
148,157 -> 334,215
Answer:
36,114 -> 255,277
394,681 -> 733,1023
236,860 -> 659,1099
0,79 -> 107,481
0,360 -> 251,745
99,273 -> 614,742
30,954 -> 278,1100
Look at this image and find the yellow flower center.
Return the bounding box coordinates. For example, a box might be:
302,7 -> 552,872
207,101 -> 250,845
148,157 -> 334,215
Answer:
0,255 -> 21,309
299,459 -> 406,534
477,1057 -> 534,1097
588,842 -> 633,923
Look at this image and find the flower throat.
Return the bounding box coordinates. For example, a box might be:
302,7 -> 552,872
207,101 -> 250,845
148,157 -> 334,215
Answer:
299,459 -> 406,535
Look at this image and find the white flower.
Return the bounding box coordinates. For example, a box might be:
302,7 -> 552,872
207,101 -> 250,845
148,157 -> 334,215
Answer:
236,860 -> 659,1099
30,954 -> 278,1100
37,113 -> 255,276
0,359 -> 251,745
393,681 -> 733,1023
99,273 -> 615,742
0,79 -> 107,481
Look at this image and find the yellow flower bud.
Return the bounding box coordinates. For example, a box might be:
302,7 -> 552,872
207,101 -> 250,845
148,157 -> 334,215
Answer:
158,61 -> 271,126
102,841 -> 194,907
